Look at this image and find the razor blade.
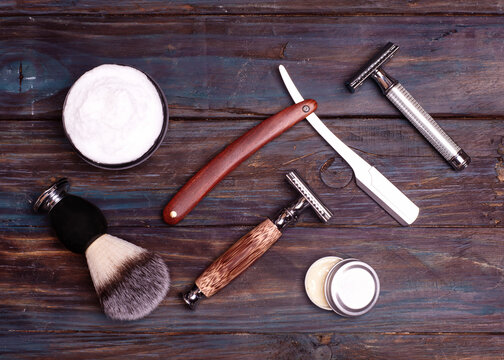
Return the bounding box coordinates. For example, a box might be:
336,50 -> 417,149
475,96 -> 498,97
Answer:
286,171 -> 332,223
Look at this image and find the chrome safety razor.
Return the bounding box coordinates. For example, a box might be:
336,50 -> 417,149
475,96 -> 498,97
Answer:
346,42 -> 470,171
183,170 -> 332,309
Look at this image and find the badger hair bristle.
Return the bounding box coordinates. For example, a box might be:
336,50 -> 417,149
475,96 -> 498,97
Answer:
85,234 -> 170,321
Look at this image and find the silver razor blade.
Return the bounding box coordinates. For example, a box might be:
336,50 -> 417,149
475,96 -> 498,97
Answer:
346,42 -> 398,93
286,171 -> 332,223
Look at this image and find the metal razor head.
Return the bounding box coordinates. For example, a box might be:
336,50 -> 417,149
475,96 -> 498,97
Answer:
346,42 -> 399,93
286,171 -> 332,223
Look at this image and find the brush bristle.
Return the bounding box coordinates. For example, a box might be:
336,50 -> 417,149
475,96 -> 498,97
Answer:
85,234 -> 170,321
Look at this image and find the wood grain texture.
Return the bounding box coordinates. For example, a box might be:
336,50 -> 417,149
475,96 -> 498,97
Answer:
1,118 -> 502,228
196,219 -> 282,297
1,16 -> 504,119
3,1 -> 504,15
2,332 -> 503,360
2,4 -> 504,358
163,100 -> 316,224
1,226 -> 503,333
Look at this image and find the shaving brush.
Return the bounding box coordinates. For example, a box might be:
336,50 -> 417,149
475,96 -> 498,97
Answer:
34,178 -> 170,321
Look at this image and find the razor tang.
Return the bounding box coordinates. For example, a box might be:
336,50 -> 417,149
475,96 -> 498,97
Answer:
279,65 -> 419,226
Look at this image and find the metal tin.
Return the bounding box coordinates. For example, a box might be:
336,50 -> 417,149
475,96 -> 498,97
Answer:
305,256 -> 380,317
324,258 -> 379,317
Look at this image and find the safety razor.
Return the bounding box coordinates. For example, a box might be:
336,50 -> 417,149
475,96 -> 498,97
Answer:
346,42 -> 470,171
183,170 -> 332,309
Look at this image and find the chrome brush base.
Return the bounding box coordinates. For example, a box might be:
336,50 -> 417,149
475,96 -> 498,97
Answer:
33,178 -> 70,213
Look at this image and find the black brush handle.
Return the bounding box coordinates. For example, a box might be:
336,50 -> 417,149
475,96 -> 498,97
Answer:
49,195 -> 107,254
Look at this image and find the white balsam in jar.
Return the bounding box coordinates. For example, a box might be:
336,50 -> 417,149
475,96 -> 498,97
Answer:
305,256 -> 380,317
63,64 -> 167,169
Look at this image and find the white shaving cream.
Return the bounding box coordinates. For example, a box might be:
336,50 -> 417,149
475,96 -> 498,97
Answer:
304,256 -> 342,310
63,64 -> 164,165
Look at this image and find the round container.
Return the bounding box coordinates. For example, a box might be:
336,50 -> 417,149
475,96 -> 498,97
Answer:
305,256 -> 380,317
62,64 -> 169,170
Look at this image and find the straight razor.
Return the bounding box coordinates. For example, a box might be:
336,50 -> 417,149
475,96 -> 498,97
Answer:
279,65 -> 419,226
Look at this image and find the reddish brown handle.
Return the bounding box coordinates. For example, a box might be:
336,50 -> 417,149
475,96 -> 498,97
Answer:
196,219 -> 282,297
163,99 -> 317,225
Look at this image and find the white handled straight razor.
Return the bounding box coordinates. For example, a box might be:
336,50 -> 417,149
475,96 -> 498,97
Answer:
279,65 -> 419,226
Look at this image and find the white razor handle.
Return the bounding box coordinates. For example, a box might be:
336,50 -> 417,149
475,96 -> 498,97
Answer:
354,166 -> 418,226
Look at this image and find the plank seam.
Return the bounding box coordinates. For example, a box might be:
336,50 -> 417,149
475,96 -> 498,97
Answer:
3,224 -> 504,230
6,329 -> 504,336
4,115 -> 504,122
1,13 -> 504,18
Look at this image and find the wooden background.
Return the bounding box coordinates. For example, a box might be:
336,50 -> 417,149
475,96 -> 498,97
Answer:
1,1 -> 503,359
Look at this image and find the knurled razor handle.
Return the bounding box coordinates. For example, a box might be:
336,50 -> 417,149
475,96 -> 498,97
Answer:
346,42 -> 470,171
163,100 -> 317,225
195,219 -> 282,297
386,83 -> 470,170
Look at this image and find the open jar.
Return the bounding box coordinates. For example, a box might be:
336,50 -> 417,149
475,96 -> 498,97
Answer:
305,256 -> 380,317
63,64 -> 169,170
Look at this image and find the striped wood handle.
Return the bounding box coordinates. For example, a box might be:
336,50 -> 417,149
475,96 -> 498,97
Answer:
196,219 -> 282,297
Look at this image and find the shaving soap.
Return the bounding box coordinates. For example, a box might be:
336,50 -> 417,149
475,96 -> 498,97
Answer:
305,256 -> 342,310
63,64 -> 164,165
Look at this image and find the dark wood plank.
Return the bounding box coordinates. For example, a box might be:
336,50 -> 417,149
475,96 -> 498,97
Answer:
1,226 -> 503,333
1,16 -> 504,119
1,118 -> 502,227
2,332 -> 503,360
3,1 -> 504,15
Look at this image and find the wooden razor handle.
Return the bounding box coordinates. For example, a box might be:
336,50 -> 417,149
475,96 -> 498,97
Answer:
196,219 -> 282,297
163,99 -> 317,225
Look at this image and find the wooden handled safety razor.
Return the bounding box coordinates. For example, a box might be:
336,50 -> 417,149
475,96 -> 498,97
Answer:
346,42 -> 470,171
183,171 -> 332,309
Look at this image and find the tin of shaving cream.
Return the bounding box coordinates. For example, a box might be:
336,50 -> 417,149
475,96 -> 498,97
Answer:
305,256 -> 380,317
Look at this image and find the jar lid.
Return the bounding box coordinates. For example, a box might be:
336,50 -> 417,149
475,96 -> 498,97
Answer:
324,258 -> 379,317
